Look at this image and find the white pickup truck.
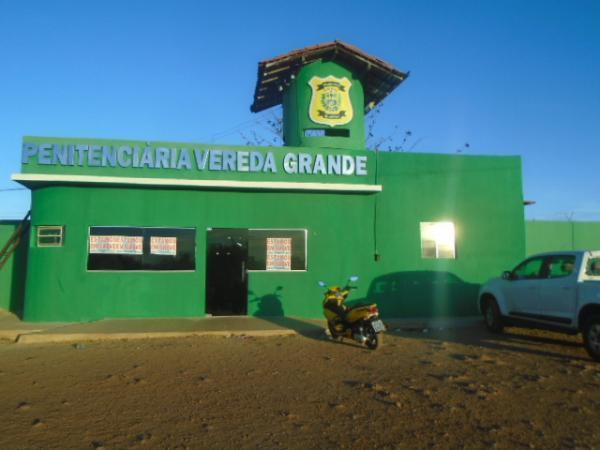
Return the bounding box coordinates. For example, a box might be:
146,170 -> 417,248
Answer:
479,250 -> 600,361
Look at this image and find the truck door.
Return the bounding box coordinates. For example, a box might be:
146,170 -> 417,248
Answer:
503,256 -> 544,318
537,254 -> 577,326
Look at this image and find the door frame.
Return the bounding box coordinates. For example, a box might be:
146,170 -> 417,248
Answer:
205,228 -> 249,316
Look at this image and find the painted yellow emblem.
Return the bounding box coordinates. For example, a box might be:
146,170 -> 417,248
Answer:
308,76 -> 353,127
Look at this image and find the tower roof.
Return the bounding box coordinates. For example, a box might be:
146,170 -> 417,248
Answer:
250,40 -> 409,113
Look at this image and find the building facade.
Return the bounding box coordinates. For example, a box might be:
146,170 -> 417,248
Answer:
5,42 -> 526,322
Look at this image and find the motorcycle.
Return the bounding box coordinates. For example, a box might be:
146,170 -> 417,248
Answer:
319,276 -> 386,349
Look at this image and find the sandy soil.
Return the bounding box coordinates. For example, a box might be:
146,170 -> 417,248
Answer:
0,324 -> 598,450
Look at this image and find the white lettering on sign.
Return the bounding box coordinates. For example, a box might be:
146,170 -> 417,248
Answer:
22,142 -> 370,177
266,237 -> 292,271
150,236 -> 177,256
89,235 -> 143,255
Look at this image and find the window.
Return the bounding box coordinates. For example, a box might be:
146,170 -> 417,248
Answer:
87,227 -> 195,271
247,229 -> 307,271
304,128 -> 350,138
512,257 -> 544,280
586,257 -> 600,276
420,222 -> 456,259
37,226 -> 64,247
545,255 -> 576,278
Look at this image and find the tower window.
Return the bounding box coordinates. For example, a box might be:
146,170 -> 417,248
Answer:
304,128 -> 350,138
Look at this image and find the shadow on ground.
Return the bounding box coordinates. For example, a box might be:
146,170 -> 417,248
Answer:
249,276 -> 591,360
387,323 -> 590,362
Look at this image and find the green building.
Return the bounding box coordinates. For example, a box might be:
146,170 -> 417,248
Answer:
3,41 -> 527,322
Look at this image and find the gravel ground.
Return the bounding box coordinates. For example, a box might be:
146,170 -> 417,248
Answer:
0,325 -> 598,449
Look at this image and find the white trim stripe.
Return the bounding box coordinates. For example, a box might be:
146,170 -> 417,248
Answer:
12,173 -> 382,193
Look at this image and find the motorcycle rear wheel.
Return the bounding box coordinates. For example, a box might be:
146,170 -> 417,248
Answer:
364,323 -> 380,350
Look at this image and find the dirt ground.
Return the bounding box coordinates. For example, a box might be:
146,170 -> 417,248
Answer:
0,323 -> 598,450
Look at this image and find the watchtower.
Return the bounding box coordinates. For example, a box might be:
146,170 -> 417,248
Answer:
251,41 -> 409,150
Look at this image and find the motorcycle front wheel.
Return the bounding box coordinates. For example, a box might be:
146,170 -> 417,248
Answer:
364,323 -> 380,350
327,321 -> 343,341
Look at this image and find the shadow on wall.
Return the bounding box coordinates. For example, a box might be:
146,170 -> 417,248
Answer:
1,221 -> 29,318
249,286 -> 285,316
360,271 -> 481,318
248,286 -> 324,338
10,233 -> 28,317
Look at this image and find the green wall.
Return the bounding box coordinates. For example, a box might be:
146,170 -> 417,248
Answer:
526,221 -> 600,255
0,221 -> 29,316
367,152 -> 525,317
21,148 -> 525,322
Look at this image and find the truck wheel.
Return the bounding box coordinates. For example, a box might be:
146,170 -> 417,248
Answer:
483,297 -> 504,333
582,315 -> 600,362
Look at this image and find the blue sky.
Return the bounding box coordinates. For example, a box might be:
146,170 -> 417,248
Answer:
1,0 -> 599,220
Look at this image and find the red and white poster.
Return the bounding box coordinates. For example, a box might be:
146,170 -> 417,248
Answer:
266,237 -> 292,271
89,235 -> 143,255
150,236 -> 177,256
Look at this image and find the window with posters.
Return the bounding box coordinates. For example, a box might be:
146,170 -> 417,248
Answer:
87,226 -> 195,271
247,229 -> 307,271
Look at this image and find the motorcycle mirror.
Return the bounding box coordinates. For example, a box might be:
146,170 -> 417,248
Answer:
349,276 -> 359,282
318,281 -> 326,287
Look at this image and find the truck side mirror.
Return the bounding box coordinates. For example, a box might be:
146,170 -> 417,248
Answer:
501,271 -> 513,280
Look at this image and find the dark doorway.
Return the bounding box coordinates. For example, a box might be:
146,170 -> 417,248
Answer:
206,228 -> 248,315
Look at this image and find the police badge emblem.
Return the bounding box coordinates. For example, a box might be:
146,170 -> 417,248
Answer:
308,76 -> 353,127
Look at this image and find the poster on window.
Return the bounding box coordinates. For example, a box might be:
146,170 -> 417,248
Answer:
150,236 -> 177,256
89,235 -> 143,254
266,237 -> 292,271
